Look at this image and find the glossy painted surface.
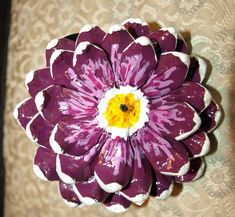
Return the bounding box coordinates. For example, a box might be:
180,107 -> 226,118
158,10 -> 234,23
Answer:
13,19 -> 221,213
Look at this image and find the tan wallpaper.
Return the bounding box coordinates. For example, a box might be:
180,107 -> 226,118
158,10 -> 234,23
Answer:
4,0 -> 235,216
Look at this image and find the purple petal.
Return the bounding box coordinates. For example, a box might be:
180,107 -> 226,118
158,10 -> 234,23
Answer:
176,34 -> 189,53
33,147 -> 59,181
101,26 -> 134,84
141,51 -> 190,98
120,137 -> 152,205
50,50 -> 76,90
122,18 -> 150,38
186,56 -> 207,83
104,192 -> 132,213
73,176 -> 109,205
25,68 -> 54,97
50,117 -> 102,155
182,130 -> 210,157
94,137 -> 133,193
13,98 -> 37,129
75,25 -> 105,47
137,126 -> 190,176
151,171 -> 173,199
34,85 -> 98,124
163,82 -> 212,113
118,36 -> 157,87
56,139 -> 104,184
46,38 -> 75,66
149,102 -> 201,141
148,27 -> 177,53
174,157 -> 205,182
200,100 -> 221,133
73,43 -> 115,99
25,113 -> 53,148
59,182 -> 82,207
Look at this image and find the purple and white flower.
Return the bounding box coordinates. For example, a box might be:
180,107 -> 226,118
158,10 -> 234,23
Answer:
13,18 -> 221,213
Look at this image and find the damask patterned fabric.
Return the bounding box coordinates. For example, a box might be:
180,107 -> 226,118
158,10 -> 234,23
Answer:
4,0 -> 235,216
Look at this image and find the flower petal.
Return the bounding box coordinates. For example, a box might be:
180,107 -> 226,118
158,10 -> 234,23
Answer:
25,68 -> 54,97
101,25 -> 134,83
25,113 -> 53,148
200,100 -> 221,133
50,49 -> 76,90
73,176 -> 109,205
104,193 -> 132,213
50,117 -> 102,155
122,18 -> 150,38
174,157 -> 205,182
176,34 -> 189,53
75,25 -> 105,47
33,147 -> 59,181
186,56 -> 207,83
56,140 -> 104,184
73,42 -> 115,99
151,171 -> 173,199
182,130 -> 210,157
163,82 -> 212,113
149,102 -> 201,141
141,51 -> 190,98
148,27 -> 177,53
94,137 -> 133,193
59,182 -> 82,207
13,98 -> 37,129
137,126 -> 190,176
118,36 -> 157,87
34,85 -> 98,124
120,137 -> 152,205
46,37 -> 75,66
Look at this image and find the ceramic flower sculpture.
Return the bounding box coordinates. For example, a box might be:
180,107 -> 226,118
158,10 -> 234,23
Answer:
13,18 -> 221,213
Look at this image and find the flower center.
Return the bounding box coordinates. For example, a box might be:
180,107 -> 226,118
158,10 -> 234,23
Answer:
96,85 -> 149,140
103,93 -> 141,128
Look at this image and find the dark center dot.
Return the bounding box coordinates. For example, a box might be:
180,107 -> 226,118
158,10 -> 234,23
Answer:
120,104 -> 128,112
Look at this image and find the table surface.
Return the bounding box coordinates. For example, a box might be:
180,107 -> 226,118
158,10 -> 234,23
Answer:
4,0 -> 235,216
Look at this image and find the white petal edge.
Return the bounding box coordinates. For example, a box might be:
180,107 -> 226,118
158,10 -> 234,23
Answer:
120,185 -> 151,206
25,113 -> 40,142
156,182 -> 174,200
13,97 -> 31,122
63,199 -> 79,208
196,56 -> 207,83
161,161 -> 190,176
160,27 -> 177,41
25,70 -> 35,89
175,105 -> 202,141
108,24 -> 125,34
94,172 -> 122,193
49,123 -> 64,154
122,18 -> 148,26
207,104 -> 221,133
73,184 -> 98,206
33,164 -> 48,181
46,38 -> 59,50
104,204 -> 128,213
192,159 -> 205,181
194,132 -> 210,157
135,36 -> 152,46
163,51 -> 190,68
80,24 -> 95,33
56,155 -> 75,184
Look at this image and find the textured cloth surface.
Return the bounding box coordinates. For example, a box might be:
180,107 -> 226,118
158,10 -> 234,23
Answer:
4,0 -> 235,216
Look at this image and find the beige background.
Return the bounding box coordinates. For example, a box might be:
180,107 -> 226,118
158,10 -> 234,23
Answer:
4,0 -> 235,216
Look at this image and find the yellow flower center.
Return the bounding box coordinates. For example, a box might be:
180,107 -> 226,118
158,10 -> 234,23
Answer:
103,93 -> 141,128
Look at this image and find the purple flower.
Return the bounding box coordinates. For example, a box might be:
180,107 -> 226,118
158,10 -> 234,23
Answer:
13,18 -> 221,213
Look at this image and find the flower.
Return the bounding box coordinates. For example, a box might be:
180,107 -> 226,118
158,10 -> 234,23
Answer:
13,18 -> 221,213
